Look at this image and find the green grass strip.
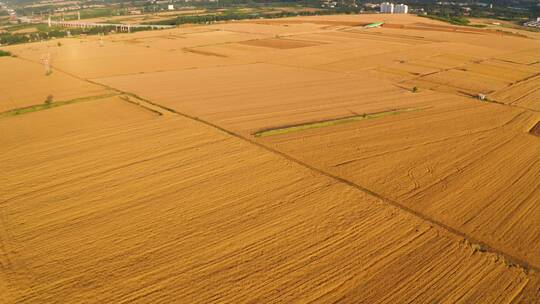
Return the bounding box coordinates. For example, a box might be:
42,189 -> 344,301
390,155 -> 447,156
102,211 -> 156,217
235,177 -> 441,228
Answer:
254,107 -> 425,137
0,50 -> 12,57
0,93 -> 118,118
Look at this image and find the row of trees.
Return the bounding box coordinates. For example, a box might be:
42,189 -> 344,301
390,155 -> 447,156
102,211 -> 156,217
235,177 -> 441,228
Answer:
406,0 -> 539,21
0,25 -> 127,46
150,7 -> 362,26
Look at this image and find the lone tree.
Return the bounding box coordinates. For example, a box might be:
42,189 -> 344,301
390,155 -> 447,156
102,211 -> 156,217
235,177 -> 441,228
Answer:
45,95 -> 54,104
412,86 -> 418,93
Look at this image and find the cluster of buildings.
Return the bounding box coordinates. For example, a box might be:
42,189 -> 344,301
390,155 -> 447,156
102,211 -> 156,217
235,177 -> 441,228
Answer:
380,2 -> 408,14
0,2 -> 16,20
436,1 -> 492,7
524,17 -> 540,28
321,0 -> 358,9
50,4 -> 105,13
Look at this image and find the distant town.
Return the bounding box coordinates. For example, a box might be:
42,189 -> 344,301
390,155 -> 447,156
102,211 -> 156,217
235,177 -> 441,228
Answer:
1,0 -> 539,46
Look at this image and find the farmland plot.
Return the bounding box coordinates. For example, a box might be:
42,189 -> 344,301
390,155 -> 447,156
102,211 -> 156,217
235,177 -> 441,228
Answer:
259,98 -> 540,269
0,56 -> 110,112
6,36 -> 249,79
1,112 -> 539,303
490,75 -> 540,111
95,62 -> 435,135
0,95 -> 159,146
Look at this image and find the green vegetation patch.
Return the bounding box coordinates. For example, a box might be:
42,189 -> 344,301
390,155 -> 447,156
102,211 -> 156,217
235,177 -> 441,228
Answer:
0,49 -> 11,57
253,107 -> 425,137
0,93 -> 118,118
419,14 -> 471,26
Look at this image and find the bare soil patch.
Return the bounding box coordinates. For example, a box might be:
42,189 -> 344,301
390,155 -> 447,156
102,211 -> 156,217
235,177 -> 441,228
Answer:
239,38 -> 322,49
183,47 -> 228,57
530,121 -> 540,136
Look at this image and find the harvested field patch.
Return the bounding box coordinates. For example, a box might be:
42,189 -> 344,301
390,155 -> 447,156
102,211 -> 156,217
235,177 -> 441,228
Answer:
406,69 -> 510,95
375,63 -> 439,79
0,95 -> 159,146
310,43 -> 493,77
333,30 -> 436,45
259,101 -> 540,269
5,34 -> 250,78
494,48 -> 540,65
1,113 -> 538,303
490,75 -> 540,111
462,60 -> 539,83
250,19 -> 369,27
0,56 -> 111,111
383,22 -> 485,35
391,22 -> 529,38
95,63 -> 432,135
238,38 -> 322,49
209,22 -> 326,36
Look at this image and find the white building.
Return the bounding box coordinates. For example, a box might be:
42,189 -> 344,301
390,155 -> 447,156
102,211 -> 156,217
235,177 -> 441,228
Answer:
380,2 -> 394,13
167,4 -> 174,10
380,2 -> 408,14
394,4 -> 408,14
524,17 -> 540,28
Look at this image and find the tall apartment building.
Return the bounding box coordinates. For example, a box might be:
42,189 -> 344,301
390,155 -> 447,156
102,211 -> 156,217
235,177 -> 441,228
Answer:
394,3 -> 408,14
380,2 -> 394,13
380,2 -> 408,14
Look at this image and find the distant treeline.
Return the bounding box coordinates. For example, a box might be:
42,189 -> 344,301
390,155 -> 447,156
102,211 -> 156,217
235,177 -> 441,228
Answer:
148,8 -> 362,26
0,25 -> 147,45
0,6 -> 365,46
418,14 -> 471,26
406,0 -> 538,21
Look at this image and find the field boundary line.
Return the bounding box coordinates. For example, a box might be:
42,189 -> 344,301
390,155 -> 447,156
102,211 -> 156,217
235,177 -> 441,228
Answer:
118,95 -> 165,116
0,93 -> 119,118
252,106 -> 428,137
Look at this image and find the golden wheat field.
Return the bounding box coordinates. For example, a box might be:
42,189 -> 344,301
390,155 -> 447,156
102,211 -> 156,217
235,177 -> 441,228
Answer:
1,14 -> 539,303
